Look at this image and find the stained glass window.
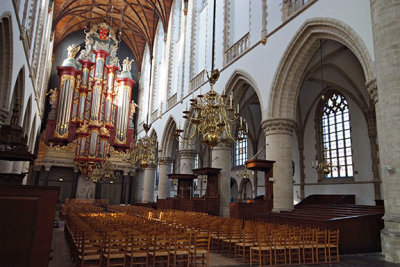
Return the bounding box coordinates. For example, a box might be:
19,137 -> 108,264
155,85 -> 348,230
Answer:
235,129 -> 247,166
321,92 -> 353,178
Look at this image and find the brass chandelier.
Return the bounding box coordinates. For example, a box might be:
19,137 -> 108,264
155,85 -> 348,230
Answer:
128,123 -> 157,169
175,69 -> 246,148
312,147 -> 333,174
175,0 -> 246,149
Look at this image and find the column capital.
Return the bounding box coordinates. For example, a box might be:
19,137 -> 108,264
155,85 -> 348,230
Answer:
158,156 -> 174,166
178,149 -> 197,158
262,118 -> 297,136
144,163 -> 157,170
213,140 -> 234,151
366,78 -> 378,104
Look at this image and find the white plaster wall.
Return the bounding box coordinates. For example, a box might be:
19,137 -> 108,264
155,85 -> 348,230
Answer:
134,0 -> 377,206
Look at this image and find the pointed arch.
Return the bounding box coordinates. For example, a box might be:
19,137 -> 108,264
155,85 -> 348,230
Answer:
160,116 -> 178,158
22,95 -> 32,137
9,67 -> 25,125
0,13 -> 13,121
268,18 -> 374,120
223,69 -> 262,106
28,115 -> 38,152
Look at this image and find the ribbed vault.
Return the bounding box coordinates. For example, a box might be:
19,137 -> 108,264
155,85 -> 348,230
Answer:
53,0 -> 175,70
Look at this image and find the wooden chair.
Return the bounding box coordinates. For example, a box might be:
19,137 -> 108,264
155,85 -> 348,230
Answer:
221,224 -> 242,257
191,232 -> 211,267
149,233 -> 170,267
234,226 -> 256,262
170,231 -> 191,267
315,229 -> 327,263
327,229 -> 340,263
301,228 -> 315,264
127,232 -> 150,267
287,228 -> 301,265
249,231 -> 273,267
77,232 -> 103,267
102,231 -> 127,267
272,230 -> 288,266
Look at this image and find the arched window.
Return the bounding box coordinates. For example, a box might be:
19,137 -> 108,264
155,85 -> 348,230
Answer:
319,91 -> 353,178
234,129 -> 247,166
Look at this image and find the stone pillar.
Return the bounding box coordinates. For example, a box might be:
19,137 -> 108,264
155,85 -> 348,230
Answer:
120,170 -> 129,204
43,165 -> 51,186
128,170 -> 135,204
11,161 -> 23,174
179,150 -> 197,174
212,142 -> 232,217
142,164 -> 156,203
134,170 -> 144,203
94,182 -> 102,199
262,119 -> 296,212
0,160 -> 12,173
70,167 -> 79,199
370,1 -> 400,263
157,157 -> 173,199
33,165 -> 42,185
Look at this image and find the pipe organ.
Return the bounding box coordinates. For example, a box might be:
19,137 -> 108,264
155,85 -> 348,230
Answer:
45,23 -> 136,174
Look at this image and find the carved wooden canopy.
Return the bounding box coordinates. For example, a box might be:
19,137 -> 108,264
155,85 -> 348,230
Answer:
53,0 -> 175,70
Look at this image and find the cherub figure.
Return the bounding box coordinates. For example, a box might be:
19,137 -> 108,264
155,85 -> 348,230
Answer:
46,88 -> 58,107
130,101 -> 138,116
67,44 -> 80,59
122,57 -> 134,72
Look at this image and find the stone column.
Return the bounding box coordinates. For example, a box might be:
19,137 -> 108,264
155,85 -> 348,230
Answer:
128,170 -> 135,204
0,160 -> 12,173
11,161 -> 23,174
70,167 -> 79,199
370,1 -> 400,263
43,165 -> 51,186
262,119 -> 296,212
179,150 -> 197,174
120,170 -> 129,204
212,142 -> 232,217
33,165 -> 42,185
94,182 -> 102,199
142,164 -> 156,203
157,157 -> 173,199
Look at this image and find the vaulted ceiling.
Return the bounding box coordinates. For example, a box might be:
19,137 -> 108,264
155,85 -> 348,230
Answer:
52,0 -> 174,70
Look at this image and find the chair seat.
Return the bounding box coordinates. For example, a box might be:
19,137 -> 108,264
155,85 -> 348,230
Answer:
250,246 -> 271,251
127,252 -> 148,258
103,253 -> 126,259
191,249 -> 208,254
171,250 -> 189,255
149,251 -> 169,256
78,254 -> 101,260
236,242 -> 254,247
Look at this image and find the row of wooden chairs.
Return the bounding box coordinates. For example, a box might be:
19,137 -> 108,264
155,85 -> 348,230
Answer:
249,228 -> 339,266
64,210 -> 211,267
65,204 -> 339,267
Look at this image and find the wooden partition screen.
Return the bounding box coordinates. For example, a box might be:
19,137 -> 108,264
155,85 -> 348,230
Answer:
0,185 -> 59,267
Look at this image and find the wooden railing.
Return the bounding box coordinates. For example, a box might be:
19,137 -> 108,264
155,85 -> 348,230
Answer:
224,33 -> 250,65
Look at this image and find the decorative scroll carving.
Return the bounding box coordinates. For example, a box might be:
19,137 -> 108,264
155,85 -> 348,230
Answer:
366,78 -> 378,104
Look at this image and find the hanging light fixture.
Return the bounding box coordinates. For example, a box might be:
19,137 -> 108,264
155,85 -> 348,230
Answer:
175,0 -> 246,149
240,168 -> 253,182
311,39 -> 333,175
128,123 -> 157,169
